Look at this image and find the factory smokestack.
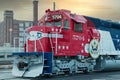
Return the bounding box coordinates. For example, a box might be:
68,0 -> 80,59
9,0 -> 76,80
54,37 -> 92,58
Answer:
33,0 -> 38,26
53,2 -> 56,11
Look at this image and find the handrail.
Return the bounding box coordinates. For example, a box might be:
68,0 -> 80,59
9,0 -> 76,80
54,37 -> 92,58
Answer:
55,32 -> 58,54
13,37 -> 21,52
49,33 -> 54,53
38,39 -> 44,64
89,30 -> 94,38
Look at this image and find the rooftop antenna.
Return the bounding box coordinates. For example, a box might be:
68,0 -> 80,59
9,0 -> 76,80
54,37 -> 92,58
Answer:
53,2 -> 56,11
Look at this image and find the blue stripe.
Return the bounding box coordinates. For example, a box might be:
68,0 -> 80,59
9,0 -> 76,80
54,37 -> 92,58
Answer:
13,52 -> 43,56
86,16 -> 120,50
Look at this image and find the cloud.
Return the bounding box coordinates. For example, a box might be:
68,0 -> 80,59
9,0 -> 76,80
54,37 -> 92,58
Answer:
0,0 -> 54,21
0,0 -> 120,22
0,0 -> 32,21
0,0 -> 31,10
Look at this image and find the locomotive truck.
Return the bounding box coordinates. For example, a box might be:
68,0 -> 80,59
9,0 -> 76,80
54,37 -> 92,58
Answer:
12,9 -> 120,77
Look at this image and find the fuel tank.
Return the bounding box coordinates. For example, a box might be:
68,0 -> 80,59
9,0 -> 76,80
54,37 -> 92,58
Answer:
95,56 -> 120,71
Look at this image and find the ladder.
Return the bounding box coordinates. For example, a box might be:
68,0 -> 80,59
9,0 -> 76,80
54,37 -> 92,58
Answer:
43,52 -> 53,74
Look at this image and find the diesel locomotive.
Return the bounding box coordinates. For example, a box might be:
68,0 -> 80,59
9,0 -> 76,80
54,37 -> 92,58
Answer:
12,9 -> 120,77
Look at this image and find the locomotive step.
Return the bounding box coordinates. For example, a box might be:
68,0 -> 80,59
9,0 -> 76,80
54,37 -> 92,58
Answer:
44,58 -> 47,61
44,66 -> 50,68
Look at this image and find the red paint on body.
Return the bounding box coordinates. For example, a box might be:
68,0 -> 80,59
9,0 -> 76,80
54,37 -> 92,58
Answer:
24,9 -> 100,57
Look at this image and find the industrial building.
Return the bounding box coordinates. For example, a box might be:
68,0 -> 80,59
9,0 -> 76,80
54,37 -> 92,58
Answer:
0,10 -> 33,47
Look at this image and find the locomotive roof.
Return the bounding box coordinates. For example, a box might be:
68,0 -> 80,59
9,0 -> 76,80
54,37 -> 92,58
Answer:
45,9 -> 87,23
63,10 -> 87,23
41,9 -> 120,29
85,16 -> 120,29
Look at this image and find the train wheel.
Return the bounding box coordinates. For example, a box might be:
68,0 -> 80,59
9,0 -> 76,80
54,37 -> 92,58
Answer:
64,69 -> 70,76
83,68 -> 89,74
44,74 -> 53,78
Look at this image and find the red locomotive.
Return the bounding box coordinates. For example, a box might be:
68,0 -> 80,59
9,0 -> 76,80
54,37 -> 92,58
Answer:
12,9 -> 120,77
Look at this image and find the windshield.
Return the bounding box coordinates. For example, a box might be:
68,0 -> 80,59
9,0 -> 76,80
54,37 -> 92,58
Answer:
54,21 -> 62,27
46,21 -> 62,27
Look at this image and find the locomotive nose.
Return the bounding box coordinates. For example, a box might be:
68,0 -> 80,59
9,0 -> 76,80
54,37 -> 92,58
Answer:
29,31 -> 43,41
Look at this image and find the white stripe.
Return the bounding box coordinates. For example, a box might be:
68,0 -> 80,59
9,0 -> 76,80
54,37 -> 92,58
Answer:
99,30 -> 120,55
48,33 -> 63,38
29,31 -> 63,41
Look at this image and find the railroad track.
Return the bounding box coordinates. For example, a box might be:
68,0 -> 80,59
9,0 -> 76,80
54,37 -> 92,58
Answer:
0,53 -> 13,69
1,78 -> 31,80
1,71 -> 120,80
0,69 -> 31,80
1,77 -> 32,80
0,60 -> 13,69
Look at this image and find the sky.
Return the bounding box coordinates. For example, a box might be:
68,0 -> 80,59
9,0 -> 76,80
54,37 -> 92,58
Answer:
0,0 -> 120,22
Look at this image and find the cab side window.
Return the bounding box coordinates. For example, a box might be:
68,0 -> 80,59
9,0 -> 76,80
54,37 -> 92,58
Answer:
54,21 -> 62,27
46,22 -> 52,26
74,22 -> 82,32
64,19 -> 69,30
39,22 -> 43,26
